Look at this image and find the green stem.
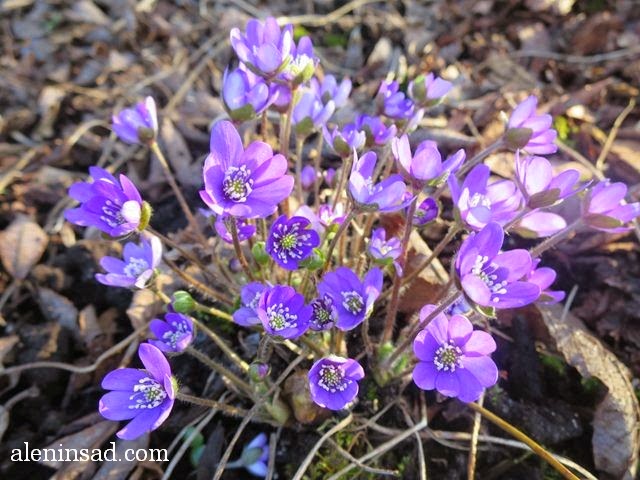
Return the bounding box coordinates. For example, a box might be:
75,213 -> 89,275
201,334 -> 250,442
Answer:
323,209 -> 357,272
466,402 -> 580,480
193,302 -> 233,322
176,392 -> 249,418
331,152 -> 353,210
191,317 -> 250,373
185,346 -> 253,397
228,217 -> 255,281
295,138 -> 305,204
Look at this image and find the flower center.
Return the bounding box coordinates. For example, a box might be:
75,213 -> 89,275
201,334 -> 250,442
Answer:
318,364 -> 349,392
341,291 -> 364,315
285,54 -> 313,76
129,377 -> 167,409
311,297 -> 335,329
123,257 -> 150,278
472,255 -> 507,302
162,321 -> 189,348
100,200 -> 126,228
433,342 -> 463,372
266,302 -> 297,332
223,165 -> 253,202
280,232 -> 298,250
469,193 -> 491,209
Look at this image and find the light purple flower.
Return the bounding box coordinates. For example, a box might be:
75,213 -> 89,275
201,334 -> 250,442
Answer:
149,313 -> 194,352
308,355 -> 364,410
222,65 -> 277,121
230,17 -> 293,78
368,228 -> 402,275
266,215 -> 320,270
112,96 -> 158,145
234,282 -> 268,327
323,123 -> 366,157
354,114 -> 397,147
279,35 -> 317,86
392,135 -> 461,189
514,211 -> 567,238
295,204 -> 345,235
311,75 -> 351,108
239,433 -> 270,477
413,306 -> 497,402
582,179 -> 640,233
506,95 -> 557,154
200,121 -> 294,219
257,285 -> 311,339
376,80 -> 415,119
454,222 -> 540,309
293,90 -> 335,136
317,267 -> 382,330
325,168 -> 337,187
515,151 -> 581,208
413,197 -> 439,226
65,166 -> 145,237
301,165 -> 316,190
524,259 -> 565,304
349,151 -> 408,212
96,234 -> 162,288
99,343 -> 175,440
449,164 -> 523,231
214,216 -> 256,244
309,295 -> 338,331
408,73 -> 453,106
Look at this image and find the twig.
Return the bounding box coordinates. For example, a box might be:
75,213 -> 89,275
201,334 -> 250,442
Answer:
467,391 -> 484,479
185,346 -> 253,397
277,0 -> 382,27
595,98 -> 636,171
557,141 -> 604,180
511,45 -> 640,64
191,318 -> 249,373
176,392 -> 249,418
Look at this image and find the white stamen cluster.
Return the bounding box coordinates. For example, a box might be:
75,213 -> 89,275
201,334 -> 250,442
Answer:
128,377 -> 167,409
162,320 -> 190,348
223,165 -> 253,202
266,302 -> 297,331
433,341 -> 463,372
123,257 -> 150,278
468,192 -> 491,209
472,255 -> 508,303
100,200 -> 125,228
271,221 -> 311,264
341,290 -> 364,315
318,364 -> 350,392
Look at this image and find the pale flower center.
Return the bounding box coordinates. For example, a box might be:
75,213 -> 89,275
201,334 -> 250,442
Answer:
124,257 -> 149,278
100,200 -> 126,228
318,364 -> 350,392
472,255 -> 507,303
433,342 -> 463,372
162,321 -> 189,348
129,377 -> 167,409
342,291 -> 364,315
223,165 -> 253,202
266,302 -> 297,331
469,192 -> 491,209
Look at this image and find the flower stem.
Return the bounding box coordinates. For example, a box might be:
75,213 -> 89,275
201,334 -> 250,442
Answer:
323,209 -> 357,273
191,317 -> 250,373
185,346 -> 253,397
530,219 -> 582,258
331,152 -> 353,211
228,217 -> 255,281
295,138 -> 305,204
466,402 -> 580,480
193,302 -> 233,322
176,392 -> 249,418
381,196 -> 418,344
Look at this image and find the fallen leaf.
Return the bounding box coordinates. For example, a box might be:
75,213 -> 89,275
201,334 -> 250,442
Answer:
37,288 -> 79,334
159,118 -> 200,188
0,216 -> 48,280
539,305 -> 640,479
92,434 -> 150,480
41,421 -> 118,469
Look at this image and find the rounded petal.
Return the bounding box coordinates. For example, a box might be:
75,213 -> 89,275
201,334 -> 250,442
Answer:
209,121 -> 244,170
463,331 -> 496,356
448,314 -> 473,344
412,361 -> 438,391
454,368 -> 485,402
435,371 -> 460,398
420,305 -> 449,344
101,368 -> 147,390
492,249 -> 532,281
461,355 -> 499,388
116,408 -> 162,440
461,274 -> 492,307
413,329 -> 439,362
138,343 -> 171,383
99,391 -> 139,420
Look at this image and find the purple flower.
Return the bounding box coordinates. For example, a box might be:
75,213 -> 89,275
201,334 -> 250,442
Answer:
201,121 -> 294,219
294,204 -> 345,235
515,151 -> 581,208
311,75 -> 352,108
354,114 -> 397,147
368,228 -> 402,274
149,313 -> 194,352
308,356 -> 364,410
309,295 -> 338,331
449,164 -> 523,231
454,222 -> 540,309
376,80 -> 415,119
392,135 -> 451,189
266,215 -> 320,270
257,285 -> 311,338
325,168 -> 337,186
65,166 -> 145,237
214,216 -> 256,244
301,165 -> 316,190
222,65 -> 277,121
349,151 -> 408,212
505,96 -> 557,154
317,267 -> 382,330
99,343 -> 175,440
293,90 -> 335,136
230,17 -> 293,78
514,211 -> 567,238
408,73 -> 453,106
524,260 -> 565,304
112,96 -> 158,145
234,282 -> 268,326
239,433 -> 269,477
279,35 -> 317,86
323,124 -> 366,157
413,306 -> 497,402
96,234 -> 162,288
582,180 -> 640,233
413,197 -> 439,226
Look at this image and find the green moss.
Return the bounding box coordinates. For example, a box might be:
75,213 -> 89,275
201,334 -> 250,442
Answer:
540,353 -> 567,376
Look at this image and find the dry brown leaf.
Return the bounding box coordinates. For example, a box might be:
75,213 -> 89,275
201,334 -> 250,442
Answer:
159,118 -> 200,188
41,421 -> 118,469
0,216 -> 48,280
92,434 -> 149,480
539,305 -> 640,479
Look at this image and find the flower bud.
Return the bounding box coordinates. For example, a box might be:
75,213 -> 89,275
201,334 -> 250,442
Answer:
251,241 -> 270,265
172,290 -> 195,313
504,127 -> 533,150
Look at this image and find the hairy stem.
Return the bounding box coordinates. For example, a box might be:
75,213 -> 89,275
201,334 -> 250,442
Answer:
191,317 -> 250,373
323,209 -> 357,272
530,219 -> 582,258
185,346 -> 253,397
176,392 -> 249,417
228,217 -> 255,281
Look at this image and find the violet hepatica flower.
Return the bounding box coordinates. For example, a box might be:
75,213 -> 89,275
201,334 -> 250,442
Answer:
237,433 -> 270,477
449,164 -> 522,231
408,73 -> 453,106
309,295 -> 338,331
368,228 -> 402,274
311,74 -> 352,108
99,343 -> 175,440
266,215 -> 320,270
234,282 -> 268,327
413,305 -> 498,402
96,234 -> 162,288
65,166 -> 146,237
454,222 -> 540,309
323,123 -> 366,157
230,17 -> 293,78
376,80 -> 415,120
257,285 -> 311,339
201,121 -> 294,219
222,65 -> 277,121
112,96 -> 158,145
293,90 -> 335,136
301,165 -> 316,190
349,151 -> 408,212
149,313 -> 194,353
214,216 -> 256,244
355,114 -> 397,147
582,179 -> 640,233
413,197 -> 439,226
392,135 -> 461,189
317,267 -> 382,330
515,151 -> 581,209
514,211 -> 567,238
308,355 -> 365,410
524,259 -> 565,304
505,95 -> 557,154
279,35 -> 316,86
